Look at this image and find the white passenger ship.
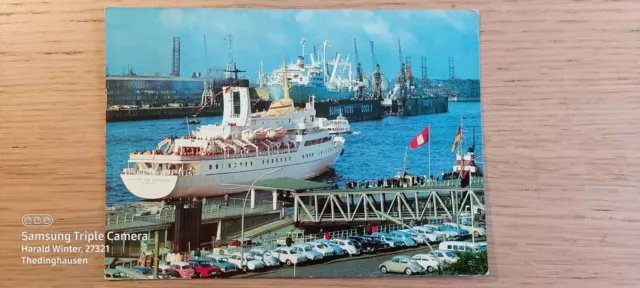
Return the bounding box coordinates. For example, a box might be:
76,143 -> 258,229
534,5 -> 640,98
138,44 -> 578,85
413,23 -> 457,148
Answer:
120,63 -> 346,200
320,110 -> 351,134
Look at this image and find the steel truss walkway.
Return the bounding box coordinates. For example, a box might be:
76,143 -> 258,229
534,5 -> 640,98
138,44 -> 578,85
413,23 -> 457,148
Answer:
293,185 -> 485,224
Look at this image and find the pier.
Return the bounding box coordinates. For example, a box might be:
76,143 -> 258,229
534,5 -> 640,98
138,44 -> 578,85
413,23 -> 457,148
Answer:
105,177 -> 484,256
293,177 -> 484,227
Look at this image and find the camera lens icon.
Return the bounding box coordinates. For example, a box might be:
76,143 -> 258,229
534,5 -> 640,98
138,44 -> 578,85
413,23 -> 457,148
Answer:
22,214 -> 53,227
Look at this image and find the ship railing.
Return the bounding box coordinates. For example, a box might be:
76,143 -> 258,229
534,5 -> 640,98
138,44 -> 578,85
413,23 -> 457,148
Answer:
121,169 -> 195,176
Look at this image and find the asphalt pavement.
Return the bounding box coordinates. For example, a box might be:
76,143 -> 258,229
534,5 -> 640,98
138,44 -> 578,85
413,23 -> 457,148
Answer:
237,242 -> 451,278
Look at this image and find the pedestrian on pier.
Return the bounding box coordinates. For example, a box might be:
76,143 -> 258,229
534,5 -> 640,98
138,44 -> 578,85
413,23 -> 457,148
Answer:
224,194 -> 229,206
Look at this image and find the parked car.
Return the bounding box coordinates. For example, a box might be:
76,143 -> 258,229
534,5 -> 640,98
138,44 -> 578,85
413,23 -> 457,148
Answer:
314,240 -> 346,257
306,241 -> 337,258
104,269 -> 133,280
130,266 -> 153,279
422,224 -> 459,240
157,264 -> 182,279
360,235 -> 392,251
372,233 -> 405,248
441,222 -> 483,237
170,261 -> 196,279
227,252 -> 266,272
270,246 -> 308,266
428,249 -> 459,264
293,244 -> 324,261
453,222 -> 486,238
378,255 -> 425,275
396,230 -> 427,244
347,236 -> 377,253
411,254 -> 440,273
388,231 -> 418,247
330,239 -> 361,256
411,226 -> 447,242
189,258 -> 222,278
204,254 -> 238,274
248,247 -> 281,267
438,224 -> 470,238
439,241 -> 487,254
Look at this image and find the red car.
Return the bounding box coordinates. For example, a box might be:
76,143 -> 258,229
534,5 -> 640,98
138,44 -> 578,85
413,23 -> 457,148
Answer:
189,259 -> 222,278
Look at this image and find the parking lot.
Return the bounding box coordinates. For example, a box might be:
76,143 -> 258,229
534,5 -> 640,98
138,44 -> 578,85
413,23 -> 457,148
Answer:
235,237 -> 487,278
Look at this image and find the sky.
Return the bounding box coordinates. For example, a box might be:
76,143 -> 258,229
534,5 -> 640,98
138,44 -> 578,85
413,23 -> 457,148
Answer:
105,8 -> 480,81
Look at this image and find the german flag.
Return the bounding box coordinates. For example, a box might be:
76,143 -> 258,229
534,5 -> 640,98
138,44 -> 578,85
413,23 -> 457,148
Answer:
451,126 -> 462,152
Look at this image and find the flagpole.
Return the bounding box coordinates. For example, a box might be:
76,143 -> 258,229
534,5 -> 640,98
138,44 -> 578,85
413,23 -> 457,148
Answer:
428,124 -> 431,179
456,114 -> 464,230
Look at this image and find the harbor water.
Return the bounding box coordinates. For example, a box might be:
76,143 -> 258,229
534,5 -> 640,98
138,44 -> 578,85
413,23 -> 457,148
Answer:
106,102 -> 483,206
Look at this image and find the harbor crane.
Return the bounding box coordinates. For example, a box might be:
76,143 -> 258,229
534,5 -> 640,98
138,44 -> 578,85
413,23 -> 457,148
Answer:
397,39 -> 407,99
353,39 -> 364,98
370,41 -> 382,100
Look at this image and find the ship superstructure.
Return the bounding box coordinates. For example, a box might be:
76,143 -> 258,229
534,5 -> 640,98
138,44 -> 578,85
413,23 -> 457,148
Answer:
120,63 -> 346,200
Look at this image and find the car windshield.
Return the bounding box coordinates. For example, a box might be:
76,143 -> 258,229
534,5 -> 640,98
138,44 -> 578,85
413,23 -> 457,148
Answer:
445,251 -> 454,257
476,246 -> 487,252
304,247 -> 313,252
199,263 -> 212,268
317,244 -> 327,248
181,265 -> 190,270
346,240 -> 353,245
288,250 -> 297,254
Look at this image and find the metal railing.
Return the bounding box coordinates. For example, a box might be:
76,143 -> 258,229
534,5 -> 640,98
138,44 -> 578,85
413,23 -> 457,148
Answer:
344,177 -> 483,190
106,199 -> 286,231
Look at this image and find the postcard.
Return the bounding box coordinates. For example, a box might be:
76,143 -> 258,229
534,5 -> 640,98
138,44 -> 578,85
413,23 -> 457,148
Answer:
105,7 -> 485,279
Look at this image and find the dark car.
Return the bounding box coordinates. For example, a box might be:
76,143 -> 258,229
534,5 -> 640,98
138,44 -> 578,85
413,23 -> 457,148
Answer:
348,236 -> 377,253
361,235 -> 392,251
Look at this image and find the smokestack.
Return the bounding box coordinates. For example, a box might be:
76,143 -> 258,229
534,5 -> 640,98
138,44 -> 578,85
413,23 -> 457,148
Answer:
172,37 -> 180,77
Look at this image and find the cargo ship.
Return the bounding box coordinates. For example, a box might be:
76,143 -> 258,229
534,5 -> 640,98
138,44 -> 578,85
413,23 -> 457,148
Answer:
258,39 -> 388,122
383,40 -> 450,117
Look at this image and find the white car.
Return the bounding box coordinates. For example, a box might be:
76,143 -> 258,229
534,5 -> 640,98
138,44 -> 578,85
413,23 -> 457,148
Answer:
423,224 -> 459,240
293,244 -> 324,261
441,222 -> 481,236
428,249 -> 459,264
330,239 -> 360,256
407,227 -> 444,243
322,241 -> 347,257
397,229 -> 427,244
411,254 -> 440,273
227,252 -> 266,272
248,248 -> 281,267
271,247 -> 308,266
306,241 -> 337,257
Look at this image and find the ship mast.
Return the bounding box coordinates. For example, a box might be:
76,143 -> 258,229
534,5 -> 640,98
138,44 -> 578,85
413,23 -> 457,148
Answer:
283,59 -> 290,100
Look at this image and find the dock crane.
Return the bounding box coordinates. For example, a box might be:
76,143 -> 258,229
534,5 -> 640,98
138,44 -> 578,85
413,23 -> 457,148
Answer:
397,39 -> 407,99
370,41 -> 382,100
353,39 -> 364,99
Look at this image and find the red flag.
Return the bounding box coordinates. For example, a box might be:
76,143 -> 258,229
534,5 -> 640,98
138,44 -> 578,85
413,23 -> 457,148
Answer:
460,170 -> 470,188
409,126 -> 429,150
224,86 -> 231,93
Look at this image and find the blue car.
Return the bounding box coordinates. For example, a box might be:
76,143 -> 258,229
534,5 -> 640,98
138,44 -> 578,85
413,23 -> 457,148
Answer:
389,231 -> 418,247
372,233 -> 405,249
438,224 -> 470,237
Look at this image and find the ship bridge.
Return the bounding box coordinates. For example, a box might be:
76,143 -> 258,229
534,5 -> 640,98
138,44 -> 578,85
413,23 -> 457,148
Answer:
292,178 -> 485,227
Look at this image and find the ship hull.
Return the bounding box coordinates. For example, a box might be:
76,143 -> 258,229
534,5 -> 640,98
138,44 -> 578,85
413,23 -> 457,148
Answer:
311,99 -> 383,122
266,85 -> 353,102
388,97 -> 449,117
121,143 -> 344,200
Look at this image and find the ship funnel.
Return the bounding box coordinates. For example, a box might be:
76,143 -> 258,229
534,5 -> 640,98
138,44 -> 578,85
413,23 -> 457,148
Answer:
296,56 -> 304,68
